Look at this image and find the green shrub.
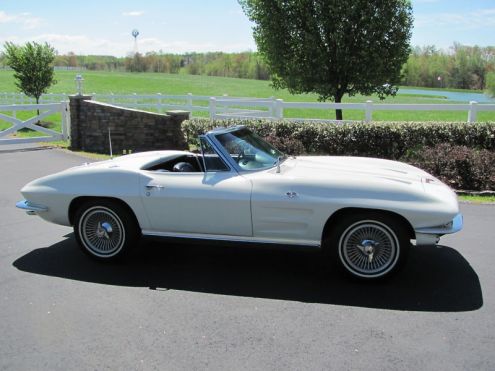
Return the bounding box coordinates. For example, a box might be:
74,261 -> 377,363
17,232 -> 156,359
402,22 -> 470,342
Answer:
402,144 -> 495,190
182,118 -> 495,190
183,119 -> 495,158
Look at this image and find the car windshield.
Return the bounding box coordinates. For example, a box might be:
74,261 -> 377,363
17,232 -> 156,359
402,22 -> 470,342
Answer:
215,128 -> 285,171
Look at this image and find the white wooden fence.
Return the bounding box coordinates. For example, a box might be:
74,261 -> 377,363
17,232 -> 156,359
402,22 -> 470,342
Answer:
210,98 -> 495,123
1,92 -> 495,124
0,102 -> 69,145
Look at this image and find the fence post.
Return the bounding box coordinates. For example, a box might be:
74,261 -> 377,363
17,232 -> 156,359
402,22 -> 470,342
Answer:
111,93 -> 116,104
209,97 -> 217,120
269,96 -> 275,118
187,93 -> 193,113
275,99 -> 284,119
133,93 -> 138,107
365,100 -> 373,123
61,102 -> 69,140
468,101 -> 478,123
157,93 -> 163,113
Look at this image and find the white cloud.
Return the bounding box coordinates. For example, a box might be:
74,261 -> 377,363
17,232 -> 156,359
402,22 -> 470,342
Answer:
0,11 -> 15,23
415,7 -> 495,29
122,11 -> 144,17
1,32 -> 255,56
0,11 -> 42,29
30,34 -> 120,55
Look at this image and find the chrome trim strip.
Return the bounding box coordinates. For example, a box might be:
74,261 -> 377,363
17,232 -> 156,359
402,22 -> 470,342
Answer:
16,199 -> 48,213
415,213 -> 463,235
142,230 -> 321,247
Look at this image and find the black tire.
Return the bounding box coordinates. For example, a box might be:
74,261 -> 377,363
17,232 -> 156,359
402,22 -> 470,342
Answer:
74,199 -> 140,261
325,212 -> 410,280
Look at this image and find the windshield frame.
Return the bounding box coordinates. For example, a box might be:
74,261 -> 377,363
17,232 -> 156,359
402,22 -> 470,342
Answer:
205,126 -> 286,173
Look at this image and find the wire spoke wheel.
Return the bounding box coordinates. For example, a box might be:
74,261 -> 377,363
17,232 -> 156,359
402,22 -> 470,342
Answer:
79,206 -> 126,257
338,219 -> 401,279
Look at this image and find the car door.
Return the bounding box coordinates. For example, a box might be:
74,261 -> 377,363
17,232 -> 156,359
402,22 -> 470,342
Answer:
139,166 -> 252,237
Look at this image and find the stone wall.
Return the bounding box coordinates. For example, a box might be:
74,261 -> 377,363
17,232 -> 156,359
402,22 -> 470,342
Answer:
69,95 -> 189,154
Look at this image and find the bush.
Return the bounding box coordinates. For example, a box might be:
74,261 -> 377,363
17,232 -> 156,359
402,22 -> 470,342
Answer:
402,144 -> 495,190
183,119 -> 495,158
264,133 -> 306,155
183,118 -> 495,190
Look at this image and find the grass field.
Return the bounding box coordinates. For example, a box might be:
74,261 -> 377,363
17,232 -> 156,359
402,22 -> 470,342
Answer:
1,69 -> 495,135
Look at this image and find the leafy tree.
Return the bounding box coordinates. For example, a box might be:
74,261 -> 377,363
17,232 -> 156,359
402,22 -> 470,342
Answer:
487,72 -> 495,98
3,41 -> 57,105
240,0 -> 413,120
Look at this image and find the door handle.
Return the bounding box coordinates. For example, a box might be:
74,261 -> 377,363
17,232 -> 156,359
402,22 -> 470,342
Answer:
146,184 -> 164,190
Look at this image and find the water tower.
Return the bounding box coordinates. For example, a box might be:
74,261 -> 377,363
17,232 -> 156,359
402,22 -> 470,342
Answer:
132,29 -> 139,54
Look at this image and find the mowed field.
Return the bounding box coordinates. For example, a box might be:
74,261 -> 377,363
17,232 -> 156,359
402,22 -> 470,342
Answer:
1,70 -> 495,135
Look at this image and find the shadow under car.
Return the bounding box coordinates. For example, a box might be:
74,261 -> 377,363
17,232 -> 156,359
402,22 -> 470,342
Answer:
13,235 -> 483,312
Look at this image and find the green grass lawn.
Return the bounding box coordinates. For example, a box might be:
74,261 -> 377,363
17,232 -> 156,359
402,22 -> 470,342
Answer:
1,70 -> 494,132
458,194 -> 495,203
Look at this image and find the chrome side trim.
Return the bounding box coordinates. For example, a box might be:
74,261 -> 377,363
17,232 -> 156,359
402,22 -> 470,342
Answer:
415,213 -> 463,235
16,199 -> 48,214
142,230 -> 321,247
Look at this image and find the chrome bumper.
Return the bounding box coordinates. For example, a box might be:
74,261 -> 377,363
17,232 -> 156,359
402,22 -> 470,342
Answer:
414,213 -> 463,246
16,200 -> 48,215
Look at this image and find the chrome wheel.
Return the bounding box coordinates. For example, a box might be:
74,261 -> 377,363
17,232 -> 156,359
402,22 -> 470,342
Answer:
79,206 -> 126,257
338,220 -> 399,278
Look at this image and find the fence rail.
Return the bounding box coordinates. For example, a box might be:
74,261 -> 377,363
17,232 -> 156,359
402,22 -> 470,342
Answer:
1,92 -> 495,123
0,102 -> 68,145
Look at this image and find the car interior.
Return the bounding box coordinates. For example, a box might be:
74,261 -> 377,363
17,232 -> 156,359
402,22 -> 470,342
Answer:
144,154 -> 229,173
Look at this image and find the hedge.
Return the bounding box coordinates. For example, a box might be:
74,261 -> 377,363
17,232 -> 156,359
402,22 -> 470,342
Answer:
182,119 -> 495,190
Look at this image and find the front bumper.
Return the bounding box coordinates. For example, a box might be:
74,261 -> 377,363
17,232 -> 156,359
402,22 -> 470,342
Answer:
16,199 -> 48,215
414,213 -> 463,246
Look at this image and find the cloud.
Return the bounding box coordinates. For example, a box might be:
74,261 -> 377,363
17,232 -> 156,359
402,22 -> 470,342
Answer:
415,7 -> 495,29
1,33 -> 256,56
0,11 -> 42,29
122,11 -> 144,17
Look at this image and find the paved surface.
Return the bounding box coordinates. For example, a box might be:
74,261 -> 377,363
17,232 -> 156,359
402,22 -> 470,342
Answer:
0,145 -> 494,370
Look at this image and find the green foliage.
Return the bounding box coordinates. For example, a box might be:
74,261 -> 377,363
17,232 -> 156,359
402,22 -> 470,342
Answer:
43,45 -> 495,90
183,118 -> 495,190
3,41 -> 57,103
184,52 -> 270,80
402,44 -> 495,90
403,144 -> 495,190
51,51 -> 270,80
487,72 -> 495,98
183,119 -> 495,156
239,0 -> 413,119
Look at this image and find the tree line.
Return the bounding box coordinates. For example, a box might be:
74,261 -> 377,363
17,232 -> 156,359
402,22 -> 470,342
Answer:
51,45 -> 495,93
47,51 -> 271,80
1,44 -> 494,94
402,43 -> 495,91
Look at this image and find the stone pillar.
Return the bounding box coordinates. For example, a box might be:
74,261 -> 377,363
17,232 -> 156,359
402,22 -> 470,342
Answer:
69,94 -> 92,150
166,110 -> 190,124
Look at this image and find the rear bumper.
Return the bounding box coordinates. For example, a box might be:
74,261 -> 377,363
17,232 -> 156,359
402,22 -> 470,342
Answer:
16,199 -> 48,215
414,213 -> 463,246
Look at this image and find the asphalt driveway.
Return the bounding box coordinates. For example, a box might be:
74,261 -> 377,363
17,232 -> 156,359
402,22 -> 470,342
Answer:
1,144 -> 494,370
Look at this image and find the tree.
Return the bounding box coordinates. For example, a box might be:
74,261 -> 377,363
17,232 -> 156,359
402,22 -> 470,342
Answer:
240,0 -> 413,120
487,72 -> 495,98
3,41 -> 57,106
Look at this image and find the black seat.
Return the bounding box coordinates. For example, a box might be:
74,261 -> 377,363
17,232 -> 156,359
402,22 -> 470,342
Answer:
172,162 -> 196,172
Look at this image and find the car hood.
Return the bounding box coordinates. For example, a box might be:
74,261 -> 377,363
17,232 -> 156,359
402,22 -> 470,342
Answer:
284,156 -> 433,187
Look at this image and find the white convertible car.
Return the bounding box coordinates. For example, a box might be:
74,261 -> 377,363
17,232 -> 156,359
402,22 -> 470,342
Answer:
17,126 -> 462,279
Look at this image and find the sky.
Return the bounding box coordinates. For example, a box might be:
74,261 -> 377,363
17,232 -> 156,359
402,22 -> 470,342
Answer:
0,0 -> 494,56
